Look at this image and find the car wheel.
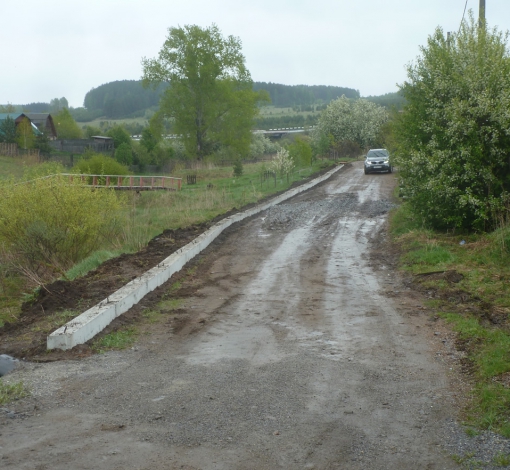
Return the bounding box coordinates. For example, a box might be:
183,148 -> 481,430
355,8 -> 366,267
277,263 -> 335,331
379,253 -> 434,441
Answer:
364,168 -> 368,175
388,166 -> 393,173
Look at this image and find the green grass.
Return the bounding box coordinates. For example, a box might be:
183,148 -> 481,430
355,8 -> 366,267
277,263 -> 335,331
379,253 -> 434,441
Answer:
0,379 -> 29,404
92,328 -> 137,353
0,155 -> 40,180
391,200 -> 510,437
493,453 -> 510,466
65,250 -> 122,281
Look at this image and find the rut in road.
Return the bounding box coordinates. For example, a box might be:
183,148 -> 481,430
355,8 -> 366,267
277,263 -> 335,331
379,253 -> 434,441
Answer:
1,163 -> 459,470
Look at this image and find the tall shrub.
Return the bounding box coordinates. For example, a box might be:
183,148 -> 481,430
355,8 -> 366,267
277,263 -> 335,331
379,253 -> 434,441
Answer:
394,14 -> 510,231
0,175 -> 123,284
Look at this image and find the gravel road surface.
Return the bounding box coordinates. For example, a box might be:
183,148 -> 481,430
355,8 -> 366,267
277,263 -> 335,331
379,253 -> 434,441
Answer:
0,163 -> 468,469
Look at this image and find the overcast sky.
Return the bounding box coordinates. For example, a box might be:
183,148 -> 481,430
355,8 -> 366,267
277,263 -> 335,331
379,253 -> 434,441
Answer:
1,0 -> 509,108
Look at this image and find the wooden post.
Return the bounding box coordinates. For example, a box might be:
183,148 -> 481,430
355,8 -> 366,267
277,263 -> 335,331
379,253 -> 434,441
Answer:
479,0 -> 486,28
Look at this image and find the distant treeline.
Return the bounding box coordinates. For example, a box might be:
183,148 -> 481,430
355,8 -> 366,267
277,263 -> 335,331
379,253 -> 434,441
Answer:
15,82 -> 405,126
82,80 -> 166,119
364,92 -> 406,110
253,82 -> 359,107
254,114 -> 319,130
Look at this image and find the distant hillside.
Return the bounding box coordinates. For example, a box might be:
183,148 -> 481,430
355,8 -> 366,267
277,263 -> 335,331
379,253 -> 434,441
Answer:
74,80 -> 362,121
10,81 -> 403,125
253,82 -> 359,107
82,80 -> 165,120
364,91 -> 406,110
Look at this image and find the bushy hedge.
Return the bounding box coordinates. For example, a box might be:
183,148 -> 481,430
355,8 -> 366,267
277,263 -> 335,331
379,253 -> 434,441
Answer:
394,15 -> 510,231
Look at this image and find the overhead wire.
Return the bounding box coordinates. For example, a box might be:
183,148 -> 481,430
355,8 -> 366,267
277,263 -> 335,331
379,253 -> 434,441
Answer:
458,0 -> 469,34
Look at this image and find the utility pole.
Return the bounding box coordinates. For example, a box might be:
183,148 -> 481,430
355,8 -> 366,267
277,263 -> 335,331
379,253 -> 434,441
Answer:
479,0 -> 486,28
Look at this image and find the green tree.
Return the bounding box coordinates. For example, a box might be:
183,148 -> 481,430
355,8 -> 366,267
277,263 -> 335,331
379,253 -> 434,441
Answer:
312,96 -> 388,151
16,117 -> 36,149
107,125 -> 132,148
34,132 -> 53,159
115,142 -> 133,166
0,116 -> 17,143
0,104 -> 16,113
288,136 -> 313,167
140,128 -> 158,153
49,97 -> 69,113
394,14 -> 510,231
82,125 -> 102,139
54,108 -> 82,139
142,24 -> 266,159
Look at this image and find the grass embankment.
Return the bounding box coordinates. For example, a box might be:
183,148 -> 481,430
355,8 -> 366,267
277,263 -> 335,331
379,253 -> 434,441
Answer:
0,156 -> 338,328
390,202 -> 510,437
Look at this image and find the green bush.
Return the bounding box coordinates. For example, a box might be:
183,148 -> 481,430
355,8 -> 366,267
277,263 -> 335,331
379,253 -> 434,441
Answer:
0,174 -> 124,284
394,15 -> 510,231
73,152 -> 130,179
233,158 -> 243,177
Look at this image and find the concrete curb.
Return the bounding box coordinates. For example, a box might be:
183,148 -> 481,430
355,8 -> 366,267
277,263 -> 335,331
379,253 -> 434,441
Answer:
47,164 -> 344,350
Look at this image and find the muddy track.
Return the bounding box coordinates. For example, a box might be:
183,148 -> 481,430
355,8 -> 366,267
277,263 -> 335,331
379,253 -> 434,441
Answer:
0,162 -> 468,469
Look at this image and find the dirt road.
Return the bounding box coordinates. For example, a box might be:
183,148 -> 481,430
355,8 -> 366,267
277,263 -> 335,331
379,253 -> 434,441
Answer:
0,163 -> 460,469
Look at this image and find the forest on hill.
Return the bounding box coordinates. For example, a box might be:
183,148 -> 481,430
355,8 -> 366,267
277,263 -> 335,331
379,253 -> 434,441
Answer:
16,80 -> 404,127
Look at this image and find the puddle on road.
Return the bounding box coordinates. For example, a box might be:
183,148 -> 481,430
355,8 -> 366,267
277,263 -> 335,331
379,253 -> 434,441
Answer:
185,225 -> 313,365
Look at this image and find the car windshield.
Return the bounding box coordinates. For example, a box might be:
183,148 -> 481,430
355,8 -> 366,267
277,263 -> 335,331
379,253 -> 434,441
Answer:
366,150 -> 388,160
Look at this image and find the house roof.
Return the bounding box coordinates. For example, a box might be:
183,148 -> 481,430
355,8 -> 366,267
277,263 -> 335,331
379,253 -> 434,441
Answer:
24,113 -> 57,137
0,113 -> 42,135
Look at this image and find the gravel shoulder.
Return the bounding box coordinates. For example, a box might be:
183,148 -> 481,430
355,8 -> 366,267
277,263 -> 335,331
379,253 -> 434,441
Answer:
1,162 -> 509,469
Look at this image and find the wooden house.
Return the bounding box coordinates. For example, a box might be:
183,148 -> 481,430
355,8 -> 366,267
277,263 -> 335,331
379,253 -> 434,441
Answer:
25,113 -> 57,139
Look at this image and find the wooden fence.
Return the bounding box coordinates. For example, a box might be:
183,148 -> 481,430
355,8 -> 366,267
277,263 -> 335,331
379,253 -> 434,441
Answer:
0,143 -> 40,158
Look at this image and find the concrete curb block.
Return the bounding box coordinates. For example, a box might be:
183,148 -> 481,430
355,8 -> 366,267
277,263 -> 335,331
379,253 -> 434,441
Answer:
47,164 -> 344,350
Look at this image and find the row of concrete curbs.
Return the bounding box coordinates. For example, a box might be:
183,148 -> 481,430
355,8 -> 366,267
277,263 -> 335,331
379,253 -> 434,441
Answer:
47,164 -> 344,350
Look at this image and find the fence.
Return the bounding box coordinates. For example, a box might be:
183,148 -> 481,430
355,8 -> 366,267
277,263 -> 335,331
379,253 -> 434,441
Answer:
0,143 -> 40,158
49,139 -> 113,154
62,174 -> 182,191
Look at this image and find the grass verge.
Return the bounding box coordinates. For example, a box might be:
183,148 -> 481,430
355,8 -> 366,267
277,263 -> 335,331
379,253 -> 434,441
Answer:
0,379 -> 29,404
91,328 -> 137,353
390,201 -> 510,437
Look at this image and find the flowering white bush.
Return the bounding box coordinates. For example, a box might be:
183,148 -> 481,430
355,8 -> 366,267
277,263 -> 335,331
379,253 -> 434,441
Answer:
269,148 -> 294,177
312,96 -> 388,151
394,13 -> 510,231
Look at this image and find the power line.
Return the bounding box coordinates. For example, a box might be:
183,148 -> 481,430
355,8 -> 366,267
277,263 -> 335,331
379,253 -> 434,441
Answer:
458,0 -> 469,34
